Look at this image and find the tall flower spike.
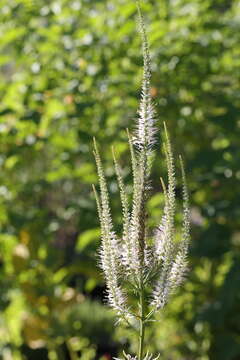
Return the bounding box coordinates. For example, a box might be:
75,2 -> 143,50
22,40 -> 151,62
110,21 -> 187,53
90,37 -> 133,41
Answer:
165,157 -> 190,294
134,0 -> 156,152
179,155 -> 190,249
154,124 -> 176,266
152,145 -> 190,311
151,178 -> 172,310
94,2 -> 190,358
127,1 -> 157,281
152,125 -> 177,310
127,129 -> 137,194
93,139 -> 129,319
163,122 -> 176,227
112,148 -> 132,272
168,156 -> 190,291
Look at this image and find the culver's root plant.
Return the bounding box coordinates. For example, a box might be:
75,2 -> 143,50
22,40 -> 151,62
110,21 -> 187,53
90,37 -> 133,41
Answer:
93,2 -> 190,359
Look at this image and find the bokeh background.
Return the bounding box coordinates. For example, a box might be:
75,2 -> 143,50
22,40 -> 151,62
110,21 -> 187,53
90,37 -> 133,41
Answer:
0,0 -> 240,359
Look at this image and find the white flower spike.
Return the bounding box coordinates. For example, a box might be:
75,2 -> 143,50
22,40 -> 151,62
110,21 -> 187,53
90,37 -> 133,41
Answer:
93,1 -> 190,359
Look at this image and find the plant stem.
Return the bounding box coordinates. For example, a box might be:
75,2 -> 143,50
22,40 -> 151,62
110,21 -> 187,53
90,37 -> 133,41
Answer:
138,281 -> 145,360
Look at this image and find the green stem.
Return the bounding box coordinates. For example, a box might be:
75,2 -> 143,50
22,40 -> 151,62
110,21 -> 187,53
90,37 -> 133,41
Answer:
138,282 -> 145,360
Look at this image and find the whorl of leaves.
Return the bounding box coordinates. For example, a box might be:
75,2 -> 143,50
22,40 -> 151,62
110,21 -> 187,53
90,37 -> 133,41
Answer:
114,350 -> 160,360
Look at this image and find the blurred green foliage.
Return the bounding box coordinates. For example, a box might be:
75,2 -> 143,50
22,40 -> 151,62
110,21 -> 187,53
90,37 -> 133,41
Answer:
0,0 -> 240,359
